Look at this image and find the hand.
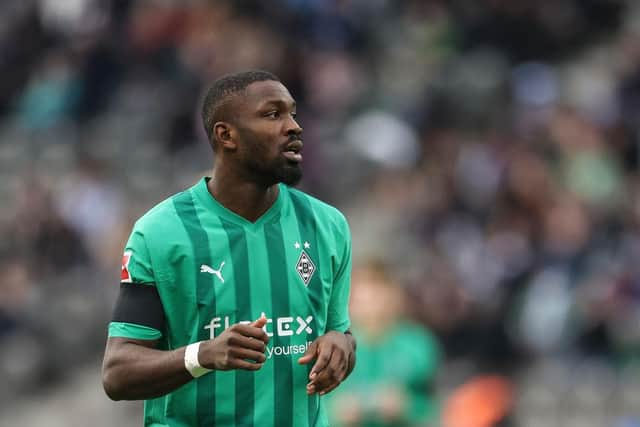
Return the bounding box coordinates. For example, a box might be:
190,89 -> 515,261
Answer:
199,314 -> 270,371
376,386 -> 405,421
334,395 -> 364,426
298,330 -> 356,395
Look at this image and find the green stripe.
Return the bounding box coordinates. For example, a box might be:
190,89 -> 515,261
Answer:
287,191 -> 323,427
288,191 -> 324,319
173,191 -> 216,427
265,218 -> 294,427
108,322 -> 162,340
221,219 -> 255,427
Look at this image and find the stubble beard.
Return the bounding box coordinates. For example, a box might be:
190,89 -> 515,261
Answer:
237,127 -> 303,187
246,156 -> 302,187
277,162 -> 303,186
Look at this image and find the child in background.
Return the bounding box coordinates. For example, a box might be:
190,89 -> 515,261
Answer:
327,260 -> 442,427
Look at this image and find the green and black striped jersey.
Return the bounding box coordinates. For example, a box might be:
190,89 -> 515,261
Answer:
109,176 -> 352,427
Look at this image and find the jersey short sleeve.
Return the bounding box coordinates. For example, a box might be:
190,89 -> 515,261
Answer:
108,224 -> 163,340
326,214 -> 352,332
120,227 -> 155,284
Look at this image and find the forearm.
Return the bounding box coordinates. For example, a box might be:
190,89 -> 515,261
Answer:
102,318 -> 270,400
102,339 -> 193,401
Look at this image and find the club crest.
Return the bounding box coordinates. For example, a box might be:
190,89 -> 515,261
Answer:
296,250 -> 316,286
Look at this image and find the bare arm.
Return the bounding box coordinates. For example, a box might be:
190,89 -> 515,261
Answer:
102,337 -> 192,401
102,316 -> 269,401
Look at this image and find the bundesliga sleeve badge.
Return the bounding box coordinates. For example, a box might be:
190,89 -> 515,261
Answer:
121,251 -> 132,283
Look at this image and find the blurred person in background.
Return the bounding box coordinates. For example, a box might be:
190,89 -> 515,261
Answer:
9,177 -> 92,278
0,253 -> 33,338
327,259 -> 441,427
442,374 -> 514,427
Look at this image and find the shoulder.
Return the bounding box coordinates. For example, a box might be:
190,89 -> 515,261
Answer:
131,189 -> 188,235
395,322 -> 441,350
285,186 -> 349,230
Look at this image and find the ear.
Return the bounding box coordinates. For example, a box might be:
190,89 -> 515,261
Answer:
213,122 -> 237,151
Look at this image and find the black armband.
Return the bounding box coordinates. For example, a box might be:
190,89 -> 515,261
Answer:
112,283 -> 165,332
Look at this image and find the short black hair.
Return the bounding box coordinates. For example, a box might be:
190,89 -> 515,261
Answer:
201,70 -> 280,146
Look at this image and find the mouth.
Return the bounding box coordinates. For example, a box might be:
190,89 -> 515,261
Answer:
282,140 -> 303,163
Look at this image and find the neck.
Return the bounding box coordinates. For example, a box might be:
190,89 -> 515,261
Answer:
357,318 -> 396,343
208,167 -> 279,223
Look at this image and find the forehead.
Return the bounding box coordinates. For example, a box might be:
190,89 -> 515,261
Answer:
242,80 -> 295,108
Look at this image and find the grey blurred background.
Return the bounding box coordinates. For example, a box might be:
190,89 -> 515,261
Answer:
2,0 -> 640,426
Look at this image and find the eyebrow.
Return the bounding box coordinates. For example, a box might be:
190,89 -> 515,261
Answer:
259,99 -> 296,109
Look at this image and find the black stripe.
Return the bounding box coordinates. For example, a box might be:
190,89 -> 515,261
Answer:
173,191 -> 216,427
265,219 -> 293,427
112,283 -> 165,332
221,219 -> 255,427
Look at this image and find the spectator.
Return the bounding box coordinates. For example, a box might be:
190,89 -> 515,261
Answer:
327,260 -> 441,427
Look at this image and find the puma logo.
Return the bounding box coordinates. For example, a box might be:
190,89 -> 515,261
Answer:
200,261 -> 225,283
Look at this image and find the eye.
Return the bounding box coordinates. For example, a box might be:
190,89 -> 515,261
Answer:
265,110 -> 280,119
291,112 -> 297,119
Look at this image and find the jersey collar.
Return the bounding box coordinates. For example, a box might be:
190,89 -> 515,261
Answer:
193,177 -> 285,229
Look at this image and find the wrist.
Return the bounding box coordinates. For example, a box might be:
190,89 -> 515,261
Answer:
344,329 -> 356,350
184,341 -> 212,378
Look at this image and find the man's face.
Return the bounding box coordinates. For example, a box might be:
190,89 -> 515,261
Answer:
231,80 -> 303,186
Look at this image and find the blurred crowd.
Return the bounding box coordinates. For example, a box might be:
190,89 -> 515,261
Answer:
3,0 -> 640,425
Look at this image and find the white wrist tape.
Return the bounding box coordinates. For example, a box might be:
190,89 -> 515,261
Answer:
184,341 -> 212,378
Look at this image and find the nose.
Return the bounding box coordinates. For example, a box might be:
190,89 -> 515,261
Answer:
286,115 -> 303,137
